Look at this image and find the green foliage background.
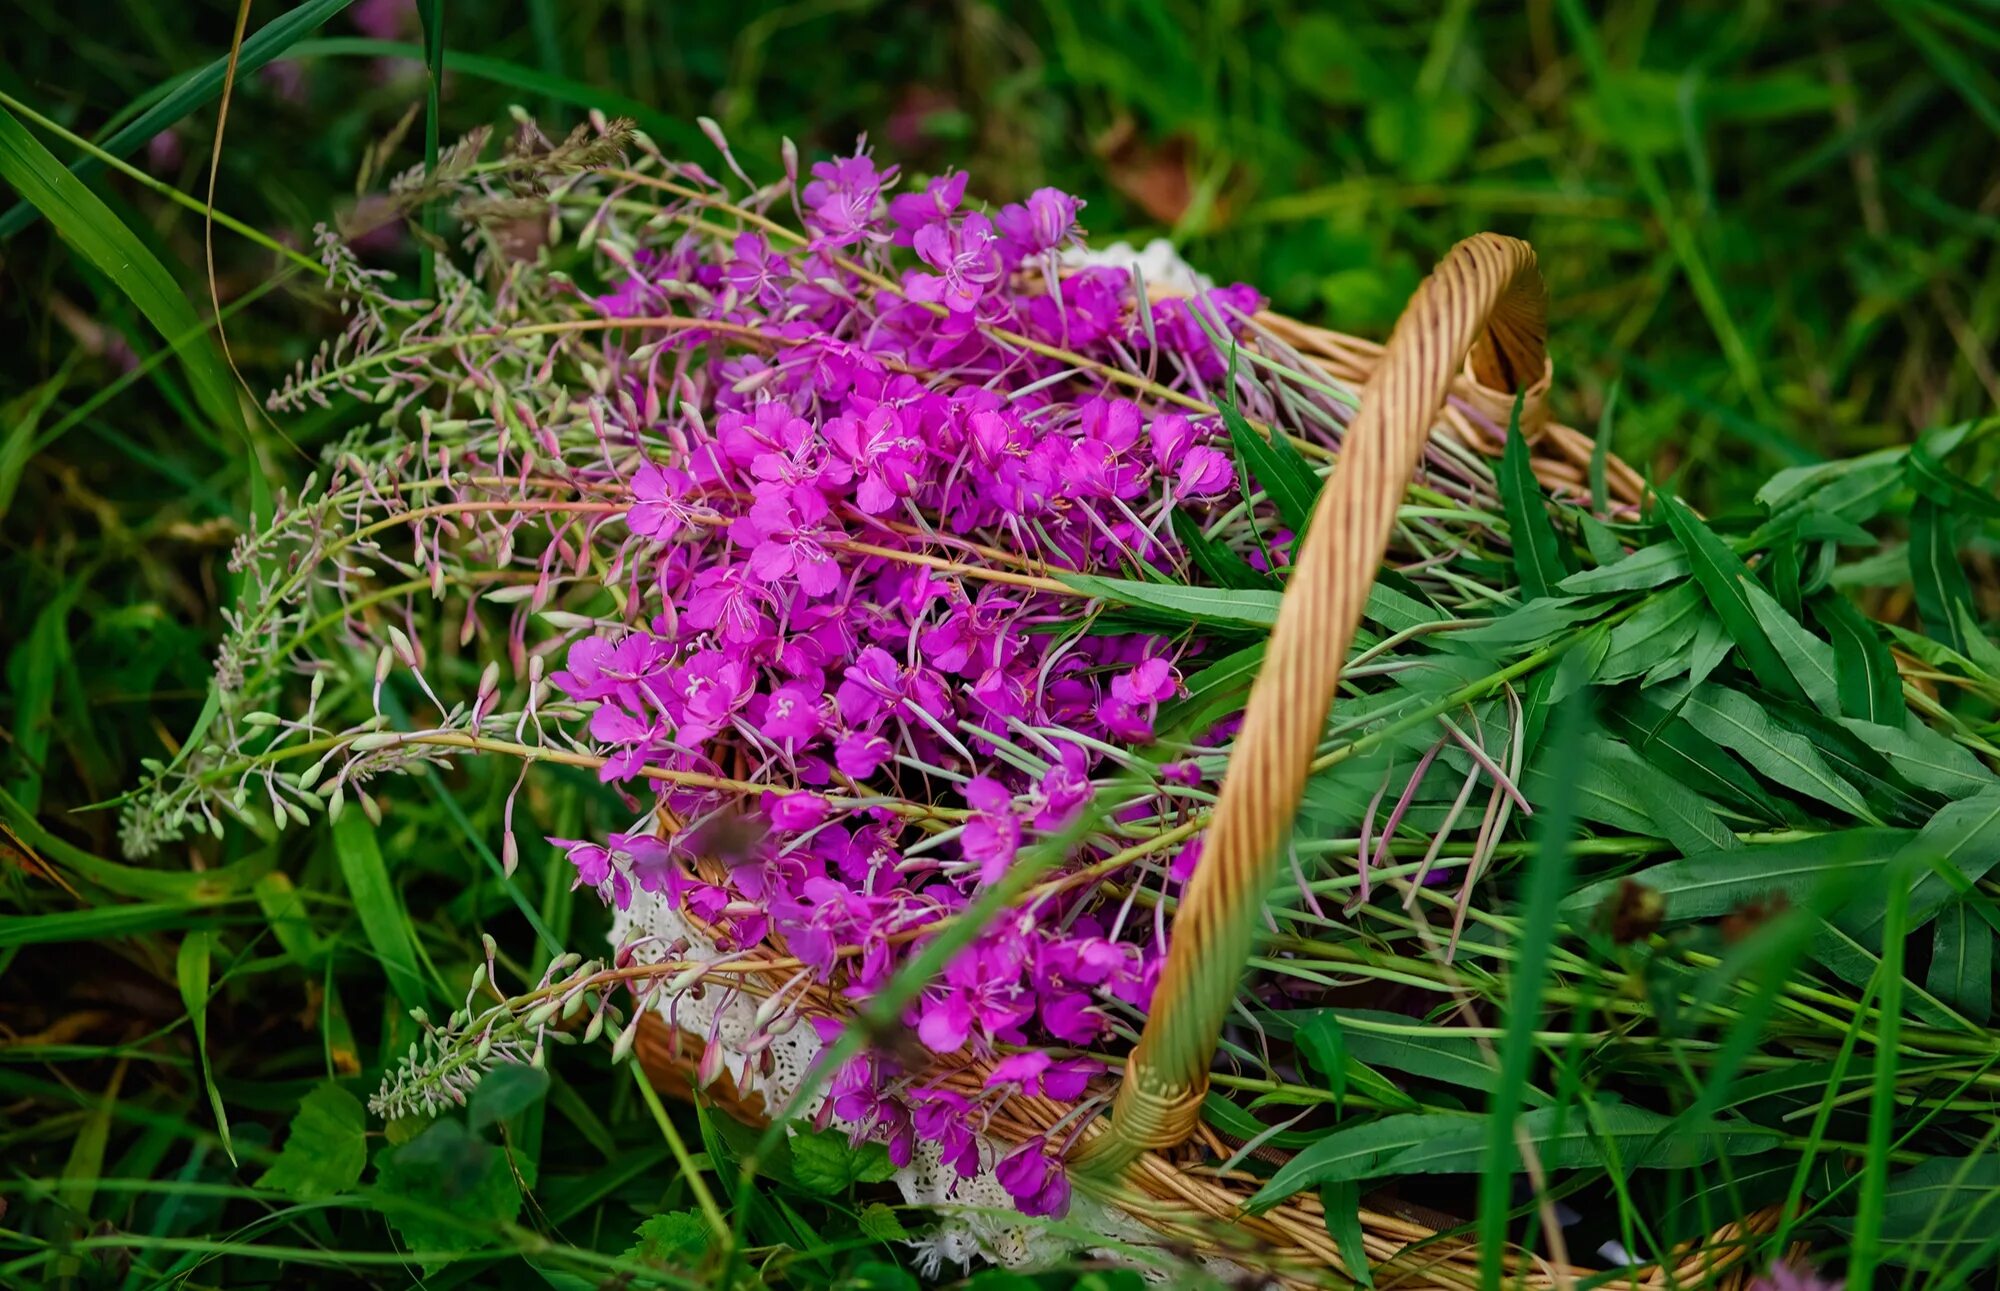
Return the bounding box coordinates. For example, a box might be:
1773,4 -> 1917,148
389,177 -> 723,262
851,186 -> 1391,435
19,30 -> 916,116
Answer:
2,2 -> 1998,1287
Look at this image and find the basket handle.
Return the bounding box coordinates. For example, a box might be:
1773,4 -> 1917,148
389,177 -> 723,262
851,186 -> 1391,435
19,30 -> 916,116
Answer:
1079,233 -> 1548,1171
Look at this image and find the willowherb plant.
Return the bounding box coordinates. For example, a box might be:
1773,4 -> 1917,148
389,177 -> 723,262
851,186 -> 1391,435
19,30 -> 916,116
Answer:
139,115 -> 2000,1260
125,116 -> 1529,1213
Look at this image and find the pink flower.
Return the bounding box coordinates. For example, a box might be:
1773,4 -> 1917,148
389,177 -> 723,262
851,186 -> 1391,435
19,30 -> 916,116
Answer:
995,1138 -> 1072,1217
766,790 -> 831,833
627,464 -> 700,539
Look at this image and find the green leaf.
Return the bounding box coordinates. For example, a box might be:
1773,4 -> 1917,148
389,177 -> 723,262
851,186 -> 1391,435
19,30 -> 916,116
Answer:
1523,733 -> 1654,836
1222,390 -> 1321,540
1608,742 -> 1742,856
1061,572 -> 1282,631
1598,583 -> 1703,684
1250,1103 -> 1779,1209
258,1083 -> 368,1200
1743,580 -> 1840,716
1926,904 -> 1993,1026
1841,788 -> 2000,942
1319,1180 -> 1375,1287
858,1202 -> 909,1242
1172,509 -> 1273,591
1909,498 -> 1976,656
1836,717 -> 1994,798
1291,1009 -> 1547,1105
1578,512 -> 1625,566
0,0 -> 361,240
1659,497 -> 1803,703
788,1126 -> 892,1194
331,811 -> 431,1009
625,1209 -> 714,1266
175,930 -> 235,1164
469,1064 -> 550,1131
1559,542 -> 1689,595
1589,380 -> 1617,514
0,107 -> 242,442
1907,436 -> 2000,521
1816,595 -> 1905,724
372,1118 -> 528,1274
1608,696 -> 1788,825
1564,829 -> 1911,921
1876,1154 -> 2000,1268
1499,396 -> 1571,600
1683,611 -> 1734,691
1672,683 -> 1875,821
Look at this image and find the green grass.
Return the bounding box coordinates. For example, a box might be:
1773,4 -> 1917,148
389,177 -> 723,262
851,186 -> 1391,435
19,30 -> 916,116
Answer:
3,2 -> 1999,1288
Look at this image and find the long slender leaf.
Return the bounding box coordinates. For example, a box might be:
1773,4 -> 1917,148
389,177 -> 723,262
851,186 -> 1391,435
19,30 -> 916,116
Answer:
1251,1102 -> 1780,1210
1816,594 -> 1906,724
1673,683 -> 1876,821
0,0 -> 360,239
1926,904 -> 1994,1025
1499,396 -> 1571,599
1223,395 -> 1321,541
1563,828 -> 1912,921
1743,579 -> 1840,715
175,930 -> 236,1164
1659,497 -> 1803,701
1909,498 -> 1976,655
330,812 -> 431,1009
0,107 -> 242,439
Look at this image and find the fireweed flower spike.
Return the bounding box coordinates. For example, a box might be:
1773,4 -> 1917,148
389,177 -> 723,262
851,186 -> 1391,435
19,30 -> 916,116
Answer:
124,120 -> 1522,1243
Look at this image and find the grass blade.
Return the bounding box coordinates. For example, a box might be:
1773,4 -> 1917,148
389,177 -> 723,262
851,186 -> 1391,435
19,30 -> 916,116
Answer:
1659,496 -> 1804,703
1499,395 -> 1571,600
1815,593 -> 1906,724
330,811 -> 432,1010
174,930 -> 237,1164
0,0 -> 359,239
1479,698 -> 1587,1288
0,107 -> 242,441
1908,497 -> 1975,655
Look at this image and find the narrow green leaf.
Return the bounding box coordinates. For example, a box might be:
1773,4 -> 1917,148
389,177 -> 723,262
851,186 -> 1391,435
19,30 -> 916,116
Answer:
1609,696 -> 1788,824
1557,542 -> 1689,594
1926,904 -> 1993,1025
0,107 -> 242,441
1589,379 -> 1616,514
1743,579 -> 1840,715
1499,395 -> 1571,599
1251,1102 -> 1779,1209
1292,1009 -> 1548,1105
1607,740 -> 1741,855
175,930 -> 236,1163
1062,573 -> 1281,630
1320,1181 -> 1375,1288
1841,788 -> 2000,941
1674,683 -> 1875,821
1171,509 -> 1273,591
1660,497 -> 1803,702
1222,391 -> 1321,540
0,0 -> 360,240
1909,498 -> 1975,655
331,811 -> 431,1009
1578,512 -> 1626,566
1816,594 -> 1905,724
1835,717 -> 1994,798
258,1083 -> 368,1199
1563,829 -> 1912,921
1683,610 -> 1734,691
1599,583 -> 1703,684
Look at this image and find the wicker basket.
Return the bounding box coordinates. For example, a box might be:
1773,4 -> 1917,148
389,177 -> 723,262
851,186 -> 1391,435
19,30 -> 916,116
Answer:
635,235 -> 1790,1288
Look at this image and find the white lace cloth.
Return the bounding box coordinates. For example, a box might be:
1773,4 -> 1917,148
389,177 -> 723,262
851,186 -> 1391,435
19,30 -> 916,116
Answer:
611,884 -> 1179,1277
